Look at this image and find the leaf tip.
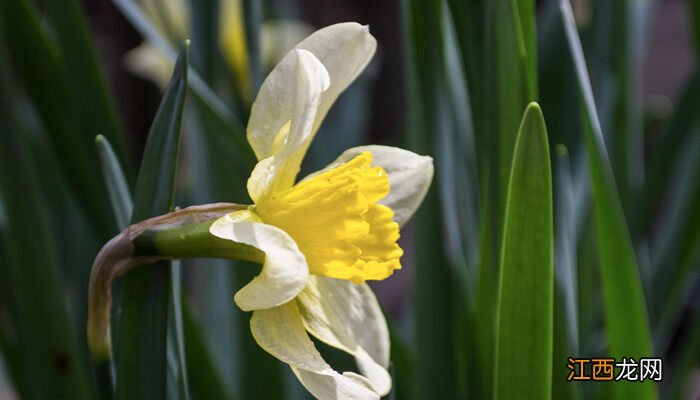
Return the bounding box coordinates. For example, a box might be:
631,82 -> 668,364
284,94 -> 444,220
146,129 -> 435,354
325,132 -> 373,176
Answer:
524,101 -> 543,119
554,144 -> 568,157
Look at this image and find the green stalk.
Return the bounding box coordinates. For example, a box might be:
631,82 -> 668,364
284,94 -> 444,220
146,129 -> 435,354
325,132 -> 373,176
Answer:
135,219 -> 263,263
88,204 -> 255,361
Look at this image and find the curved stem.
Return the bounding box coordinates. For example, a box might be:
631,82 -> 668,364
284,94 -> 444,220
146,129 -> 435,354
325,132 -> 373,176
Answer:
87,203 -> 261,361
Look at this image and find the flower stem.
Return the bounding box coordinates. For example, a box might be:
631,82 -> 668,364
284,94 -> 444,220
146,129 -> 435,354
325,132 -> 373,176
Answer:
87,203 -> 263,363
133,219 -> 264,263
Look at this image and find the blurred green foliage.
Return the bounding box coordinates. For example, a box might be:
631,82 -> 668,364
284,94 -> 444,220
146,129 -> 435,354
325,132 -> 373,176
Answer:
0,0 -> 698,399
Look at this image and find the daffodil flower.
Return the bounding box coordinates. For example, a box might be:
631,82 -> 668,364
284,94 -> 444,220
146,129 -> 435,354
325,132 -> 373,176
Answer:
88,22 -> 433,400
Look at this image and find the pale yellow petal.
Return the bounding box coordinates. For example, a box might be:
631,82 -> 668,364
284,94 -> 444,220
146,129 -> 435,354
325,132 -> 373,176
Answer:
292,368 -> 378,400
209,210 -> 308,311
219,0 -> 251,99
247,49 -> 330,202
124,43 -> 173,90
251,302 -> 380,400
248,22 -> 377,162
297,276 -> 391,395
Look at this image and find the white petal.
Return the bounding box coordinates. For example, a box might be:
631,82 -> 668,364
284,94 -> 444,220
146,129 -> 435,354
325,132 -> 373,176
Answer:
124,43 -> 173,90
209,210 -> 308,311
247,49 -> 329,202
251,302 -> 380,400
303,145 -> 434,227
296,276 -> 392,396
248,22 -> 377,161
292,369 -> 378,400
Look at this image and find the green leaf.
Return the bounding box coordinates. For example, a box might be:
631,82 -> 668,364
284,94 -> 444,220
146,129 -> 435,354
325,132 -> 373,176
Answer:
651,132 -> 700,347
559,2 -> 658,399
605,1 -> 649,202
401,1 -> 460,398
94,135 -> 134,399
183,307 -> 231,400
0,25 -> 95,399
242,0 -> 263,94
516,0 -> 537,99
234,266 -> 286,399
553,145 -> 578,352
551,147 -> 583,400
690,0 -> 700,55
634,67 -> 700,236
169,262 -> 191,400
96,135 -> 133,230
387,322 -> 415,400
115,43 -> 189,400
0,0 -> 117,235
41,0 -> 132,176
485,0 -> 537,217
494,103 -> 553,400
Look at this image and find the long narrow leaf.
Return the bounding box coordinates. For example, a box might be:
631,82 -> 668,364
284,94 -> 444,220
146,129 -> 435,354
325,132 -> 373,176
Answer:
0,0 -> 117,234
41,0 -> 132,175
0,26 -> 94,400
96,135 -> 133,230
494,103 -> 553,400
115,43 -> 189,400
183,308 -> 231,400
242,0 -> 263,94
559,2 -> 657,399
690,0 -> 700,55
554,145 -> 578,352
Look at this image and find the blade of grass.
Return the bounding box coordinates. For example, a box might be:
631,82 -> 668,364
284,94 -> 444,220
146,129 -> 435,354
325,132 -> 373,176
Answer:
115,42 -> 189,400
492,0 -> 537,202
552,145 -> 581,400
516,0 -> 537,99
183,307 -> 231,400
169,261 -> 191,400
94,134 -> 135,399
551,284 -> 582,400
188,0 -> 216,83
402,0 -> 459,398
559,2 -> 658,399
438,7 -> 483,399
96,135 -> 133,230
242,0 -> 263,94
0,26 -> 95,399
651,131 -> 700,349
554,145 -> 579,353
0,0 -> 117,235
663,279 -> 700,400
633,67 -> 700,237
690,0 -> 700,54
607,1 -> 650,201
387,322 -> 415,400
41,0 -> 132,176
494,103 -> 553,400
441,1 -> 480,277
481,2 -> 539,397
